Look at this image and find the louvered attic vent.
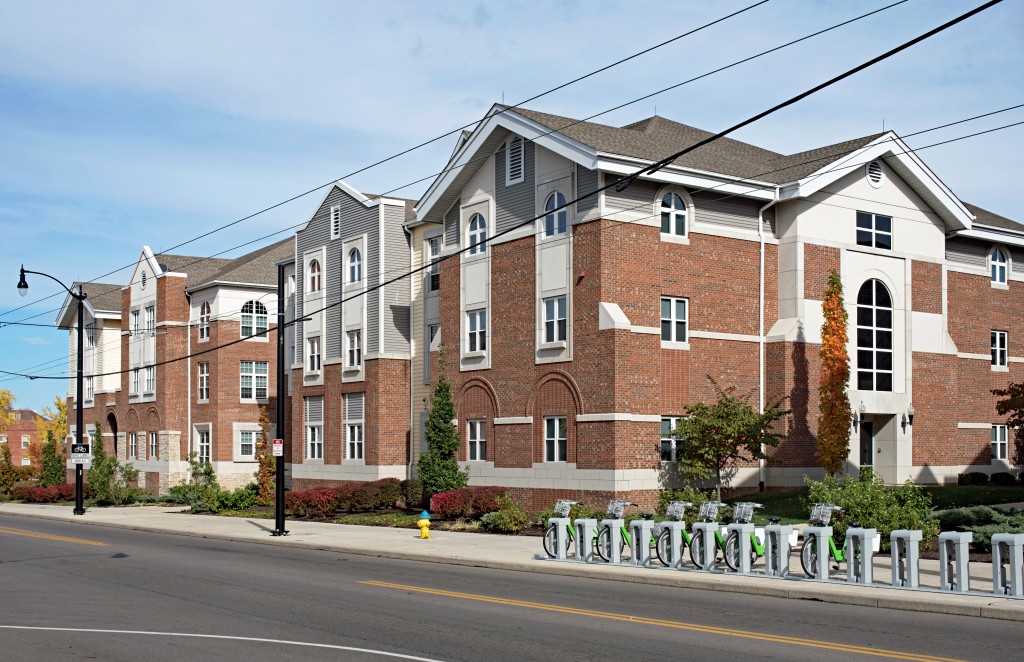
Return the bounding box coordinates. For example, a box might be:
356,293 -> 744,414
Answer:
331,205 -> 341,240
506,136 -> 524,185
866,160 -> 884,188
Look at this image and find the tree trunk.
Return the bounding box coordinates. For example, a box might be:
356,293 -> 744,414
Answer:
715,456 -> 722,502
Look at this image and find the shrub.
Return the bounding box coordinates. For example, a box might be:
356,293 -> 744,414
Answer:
375,478 -> 402,509
331,482 -> 359,512
39,431 -> 65,488
481,493 -> 530,534
14,484 -> 75,503
169,452 -> 222,513
957,472 -> 989,486
658,487 -> 710,525
936,506 -> 1024,553
285,488 -> 338,518
805,468 -> 938,551
431,486 -> 504,519
217,483 -> 260,511
990,472 -> 1017,487
400,478 -> 423,508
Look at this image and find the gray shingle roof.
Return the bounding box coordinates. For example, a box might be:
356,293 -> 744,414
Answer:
963,203 -> 1024,232
154,253 -> 233,290
185,238 -> 294,291
71,282 -> 123,313
513,107 -> 884,185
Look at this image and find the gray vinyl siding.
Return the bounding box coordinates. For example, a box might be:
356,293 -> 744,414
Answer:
295,186 -> 380,360
692,191 -> 762,232
495,138 -> 535,234
945,237 -> 987,269
1012,248 -> 1024,273
444,200 -> 460,249
604,178 -> 658,213
576,165 -> 599,217
381,204 -> 412,354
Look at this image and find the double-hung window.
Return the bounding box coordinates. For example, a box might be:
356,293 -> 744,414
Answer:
660,417 -> 685,462
347,330 -> 362,368
856,211 -> 892,250
240,361 -> 268,399
344,393 -> 364,461
21,435 -> 30,449
307,336 -> 321,372
149,431 -> 158,459
467,420 -> 486,461
198,362 -> 209,400
131,368 -> 140,394
305,396 -> 324,460
660,192 -> 687,237
543,296 -> 567,344
427,236 -> 443,292
199,301 -> 211,340
544,416 -> 568,462
129,432 -> 137,458
991,249 -> 1008,285
240,431 -> 256,459
468,214 -> 487,255
85,376 -> 94,401
197,429 -> 211,465
992,330 -> 1008,368
144,366 -> 155,392
131,310 -> 140,336
660,297 -> 688,343
241,300 -> 268,338
544,192 -> 567,237
86,323 -> 95,349
466,309 -> 487,353
145,306 -> 155,334
992,424 -> 1008,461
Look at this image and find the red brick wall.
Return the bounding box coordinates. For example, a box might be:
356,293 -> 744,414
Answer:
803,244 -> 841,301
912,261 -> 943,314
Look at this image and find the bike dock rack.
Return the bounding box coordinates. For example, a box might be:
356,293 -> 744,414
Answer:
726,522 -> 755,574
549,517 -> 571,560
631,519 -> 655,567
764,523 -> 793,577
574,518 -> 598,563
991,533 -> 1024,597
890,529 -> 922,588
803,525 -> 833,581
938,531 -> 972,592
600,518 -> 625,564
691,521 -> 720,570
844,527 -> 877,585
661,521 -> 688,569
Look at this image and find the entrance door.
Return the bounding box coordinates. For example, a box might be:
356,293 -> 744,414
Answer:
859,420 -> 874,467
873,414 -> 898,484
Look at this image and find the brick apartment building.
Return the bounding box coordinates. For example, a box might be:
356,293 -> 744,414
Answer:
1,408 -> 47,468
409,104 -> 1022,508
61,239 -> 293,493
289,181 -> 414,489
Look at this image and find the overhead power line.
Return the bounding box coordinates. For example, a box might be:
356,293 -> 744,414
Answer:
0,0 -> 1002,382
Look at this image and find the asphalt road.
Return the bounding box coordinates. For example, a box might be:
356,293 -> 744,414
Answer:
0,514 -> 1018,662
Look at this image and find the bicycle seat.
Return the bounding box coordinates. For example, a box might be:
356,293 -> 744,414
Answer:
849,521 -> 861,528
640,513 -> 654,520
767,516 -> 781,524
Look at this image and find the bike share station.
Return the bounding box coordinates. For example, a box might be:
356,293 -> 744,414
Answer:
540,500 -> 1024,600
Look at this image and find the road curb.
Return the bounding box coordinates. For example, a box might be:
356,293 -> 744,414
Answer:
3,507 -> 1023,622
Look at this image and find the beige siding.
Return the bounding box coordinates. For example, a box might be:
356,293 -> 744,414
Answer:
410,224 -> 432,470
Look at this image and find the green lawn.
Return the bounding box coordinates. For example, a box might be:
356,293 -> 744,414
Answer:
726,489 -> 809,525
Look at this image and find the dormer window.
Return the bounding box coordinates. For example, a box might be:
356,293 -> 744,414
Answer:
544,192 -> 567,237
241,300 -> 268,338
660,192 -> 687,237
308,259 -> 322,292
505,136 -> 524,186
991,248 -> 1008,285
348,248 -> 362,284
468,213 -> 487,255
855,211 -> 892,250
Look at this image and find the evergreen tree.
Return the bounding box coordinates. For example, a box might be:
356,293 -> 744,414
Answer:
40,430 -> 66,487
253,405 -> 275,506
0,443 -> 16,496
817,270 -> 853,475
417,346 -> 467,500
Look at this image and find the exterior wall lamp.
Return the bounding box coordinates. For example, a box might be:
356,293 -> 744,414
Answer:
852,401 -> 865,432
902,403 -> 915,432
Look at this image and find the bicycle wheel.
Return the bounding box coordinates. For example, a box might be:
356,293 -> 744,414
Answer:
724,531 -> 740,571
596,527 -> 627,562
656,528 -> 672,565
543,524 -> 574,558
689,530 -> 706,568
801,532 -> 819,578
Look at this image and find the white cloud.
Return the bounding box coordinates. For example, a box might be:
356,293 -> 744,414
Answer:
22,336 -> 51,346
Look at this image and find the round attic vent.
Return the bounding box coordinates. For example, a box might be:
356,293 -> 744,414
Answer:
866,160 -> 884,188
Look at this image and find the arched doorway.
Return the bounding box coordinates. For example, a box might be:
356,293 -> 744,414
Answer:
106,412 -> 119,456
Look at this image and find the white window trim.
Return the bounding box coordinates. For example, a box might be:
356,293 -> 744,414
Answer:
345,423 -> 364,461
855,211 -> 893,251
661,416 -> 685,463
240,360 -> 269,401
197,362 -> 209,402
148,431 -> 159,460
544,416 -> 568,463
543,191 -> 568,238
465,308 -> 487,356
989,246 -> 1010,287
241,300 -> 269,341
660,296 -> 689,347
992,424 -> 1008,461
198,301 -> 211,342
542,295 -> 567,345
144,366 -> 155,394
426,235 -> 443,293
128,431 -> 138,459
194,424 -> 212,465
467,419 -> 486,461
307,336 -> 322,374
304,396 -> 324,462
656,186 -> 692,240
467,213 -> 488,256
234,422 -> 262,462
346,329 -> 362,369
330,204 -> 342,241
992,330 -> 1008,369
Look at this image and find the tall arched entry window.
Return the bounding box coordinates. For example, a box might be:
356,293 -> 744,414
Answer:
856,279 -> 893,392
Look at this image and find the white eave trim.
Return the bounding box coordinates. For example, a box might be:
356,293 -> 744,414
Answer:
416,103 -> 597,221
780,132 -> 973,232
596,153 -> 776,200
954,226 -> 1024,248
296,179 -> 393,233
186,280 -> 278,294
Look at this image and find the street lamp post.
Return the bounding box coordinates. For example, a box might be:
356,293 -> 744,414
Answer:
272,263 -> 288,536
17,266 -> 87,515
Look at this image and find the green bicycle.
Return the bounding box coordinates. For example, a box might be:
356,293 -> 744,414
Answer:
688,501 -> 730,569
654,500 -> 693,565
800,503 -> 857,578
542,499 -> 595,558
722,502 -> 774,571
594,500 -> 657,563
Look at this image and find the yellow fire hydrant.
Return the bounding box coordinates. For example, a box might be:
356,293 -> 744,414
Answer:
417,510 -> 431,539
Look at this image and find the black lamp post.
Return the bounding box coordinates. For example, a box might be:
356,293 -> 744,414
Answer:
18,266 -> 87,515
272,263 -> 288,536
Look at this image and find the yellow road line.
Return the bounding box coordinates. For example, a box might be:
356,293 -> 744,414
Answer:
361,580 -> 961,662
0,525 -> 108,547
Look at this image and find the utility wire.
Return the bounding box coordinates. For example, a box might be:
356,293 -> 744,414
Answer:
0,0 -> 1001,382
0,0 -> 770,322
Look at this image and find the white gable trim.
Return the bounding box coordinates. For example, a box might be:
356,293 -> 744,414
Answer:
596,154 -> 776,200
296,180 -> 404,233
779,133 -> 973,232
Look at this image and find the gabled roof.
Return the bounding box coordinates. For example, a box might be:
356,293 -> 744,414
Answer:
186,238 -> 295,292
759,134 -> 884,184
297,179 -> 416,233
153,253 -> 232,288
963,203 -> 1024,233
55,281 -> 123,329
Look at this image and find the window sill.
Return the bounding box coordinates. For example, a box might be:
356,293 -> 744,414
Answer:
343,365 -> 362,374
660,340 -> 690,351
197,399 -> 209,405
544,460 -> 568,464
660,233 -> 690,246
344,458 -> 366,465
992,365 -> 1009,373
463,350 -> 487,359
198,337 -> 210,344
991,282 -> 1009,290
539,340 -> 567,350
234,458 -> 257,464
242,335 -> 270,342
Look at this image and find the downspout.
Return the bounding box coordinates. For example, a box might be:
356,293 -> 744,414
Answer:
757,187 -> 779,492
405,225 -> 415,480
185,290 -> 192,470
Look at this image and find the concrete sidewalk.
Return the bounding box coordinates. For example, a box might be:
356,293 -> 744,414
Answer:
2,502 -> 1022,622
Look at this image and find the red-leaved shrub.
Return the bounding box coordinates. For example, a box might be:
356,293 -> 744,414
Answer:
431,486 -> 504,519
284,488 -> 337,518
14,484 -> 75,503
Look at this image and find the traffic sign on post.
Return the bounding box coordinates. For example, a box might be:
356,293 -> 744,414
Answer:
71,443 -> 91,464
272,438 -> 283,457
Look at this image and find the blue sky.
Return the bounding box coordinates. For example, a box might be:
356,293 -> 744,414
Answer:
1,0 -> 1022,412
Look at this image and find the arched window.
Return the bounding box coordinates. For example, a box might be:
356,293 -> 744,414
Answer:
856,279 -> 893,392
544,192 -> 567,237
468,213 -> 487,255
308,259 -> 321,292
241,300 -> 268,338
199,301 -> 211,340
991,248 -> 1008,285
348,248 -> 362,283
660,192 -> 687,237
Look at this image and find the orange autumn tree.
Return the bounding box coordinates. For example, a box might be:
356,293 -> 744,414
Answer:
817,270 -> 852,475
